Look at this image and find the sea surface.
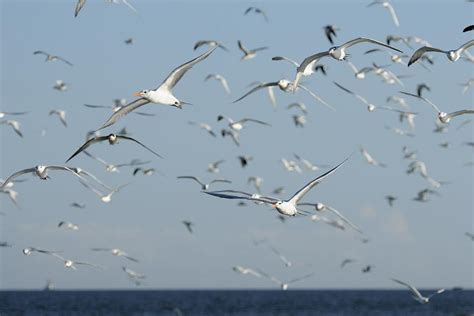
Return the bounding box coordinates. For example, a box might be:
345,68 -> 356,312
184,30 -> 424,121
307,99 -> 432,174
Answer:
0,290 -> 473,316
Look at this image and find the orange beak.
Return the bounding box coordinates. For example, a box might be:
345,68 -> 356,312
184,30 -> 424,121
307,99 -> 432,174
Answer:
133,91 -> 141,97
271,204 -> 277,208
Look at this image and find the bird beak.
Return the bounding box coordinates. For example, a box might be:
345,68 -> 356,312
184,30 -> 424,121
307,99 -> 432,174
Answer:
180,101 -> 193,106
271,204 -> 277,208
133,91 -> 141,97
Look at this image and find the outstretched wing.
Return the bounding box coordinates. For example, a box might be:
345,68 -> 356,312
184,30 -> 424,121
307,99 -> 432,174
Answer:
117,135 -> 162,158
408,46 -> 446,66
233,82 -> 278,103
65,136 -> 109,163
97,98 -> 150,131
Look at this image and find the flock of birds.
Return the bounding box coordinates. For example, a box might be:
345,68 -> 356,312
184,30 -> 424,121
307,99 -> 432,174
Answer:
0,0 -> 473,303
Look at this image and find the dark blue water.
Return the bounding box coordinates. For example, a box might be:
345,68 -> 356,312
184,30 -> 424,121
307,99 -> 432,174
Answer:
0,290 -> 473,316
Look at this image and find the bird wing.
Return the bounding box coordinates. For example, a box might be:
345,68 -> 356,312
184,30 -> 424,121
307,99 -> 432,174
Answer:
209,179 -> 232,184
288,158 -> 348,205
253,47 -> 269,52
177,176 -> 205,187
65,136 -> 109,163
56,56 -> 73,66
385,2 -> 400,27
399,91 -> 441,113
294,52 -> 330,87
83,104 -> 113,109
203,190 -> 277,204
446,109 -> 474,120
0,168 -> 35,190
160,47 -> 217,91
408,46 -> 446,66
75,261 -> 104,269
233,82 -> 278,103
237,118 -> 271,126
391,278 -> 424,300
237,40 -> 249,55
427,289 -> 445,299
75,0 -> 86,17
116,135 -> 162,158
97,98 -> 150,131
33,51 -> 49,57
288,273 -> 314,284
272,56 -> 300,67
326,205 -> 363,234
124,255 -> 139,262
297,84 -> 335,111
341,38 -> 403,54
463,25 -> 474,32
91,248 -> 112,252
121,0 -> 138,13
458,39 -> 474,54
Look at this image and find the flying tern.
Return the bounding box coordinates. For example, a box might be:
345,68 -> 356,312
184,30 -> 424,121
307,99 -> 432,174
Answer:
97,48 -> 217,130
257,269 -> 314,290
299,202 -> 363,234
217,115 -> 270,131
391,278 -> 445,304
204,74 -> 231,94
91,248 -> 139,262
58,221 -> 79,231
0,120 -> 23,137
367,0 -> 400,27
194,40 -> 228,51
408,40 -> 474,66
49,110 -> 68,127
237,40 -> 268,60
33,51 -> 73,66
177,176 -> 231,191
244,7 -> 268,22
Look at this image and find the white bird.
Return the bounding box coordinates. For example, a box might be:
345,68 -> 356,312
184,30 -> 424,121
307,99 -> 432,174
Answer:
281,158 -> 302,173
0,188 -> 20,209
80,181 -> 129,203
91,248 -> 139,262
360,147 -> 387,167
269,246 -> 292,267
346,61 -> 374,80
204,74 -> 231,94
0,165 -> 83,190
272,56 -> 327,80
237,40 -> 268,60
33,51 -> 73,66
244,7 -> 268,22
52,254 -> 103,271
257,269 -> 314,290
234,79 -> 334,110
58,221 -> 79,231
97,48 -> 217,130
65,133 -> 162,162
232,266 -> 261,278
387,96 -> 410,109
293,154 -> 327,171
122,266 -> 146,285
292,37 -> 402,87
408,40 -> 474,66
367,0 -> 400,27
334,82 -> 414,114
194,40 -> 228,51
49,110 -> 67,127
292,114 -> 307,127
391,278 -> 445,304
177,176 -> 231,191
400,91 -> 474,123
133,167 -> 156,176
399,112 -> 416,130
460,78 -> 474,94
207,160 -> 225,174
204,158 -> 348,217
364,48 -> 409,65
217,115 -> 271,131
248,176 -> 263,194
22,247 -> 62,256
53,80 -> 68,92
0,120 -> 23,137
299,202 -> 363,234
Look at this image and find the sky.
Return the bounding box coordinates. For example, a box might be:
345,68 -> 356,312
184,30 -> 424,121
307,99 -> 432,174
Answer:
0,0 -> 473,290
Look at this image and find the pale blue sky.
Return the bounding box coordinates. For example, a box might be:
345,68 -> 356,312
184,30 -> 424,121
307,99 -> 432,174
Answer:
0,0 -> 473,289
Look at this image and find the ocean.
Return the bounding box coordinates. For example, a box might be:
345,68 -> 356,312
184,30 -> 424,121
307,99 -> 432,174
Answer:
0,290 -> 473,316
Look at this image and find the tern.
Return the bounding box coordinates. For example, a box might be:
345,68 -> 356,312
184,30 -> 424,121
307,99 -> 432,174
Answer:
52,254 -> 103,271
49,110 -> 67,127
217,115 -> 271,131
22,247 -> 62,256
97,48 -> 217,130
334,82 -> 414,114
299,202 -> 363,234
194,40 -> 228,51
293,154 -> 328,171
123,266 -> 146,285
364,48 -> 409,65
1,188 -> 20,209
248,176 -> 263,194
80,181 -> 129,203
58,221 -> 79,231
346,61 -> 374,80
292,37 -> 402,88
413,188 -> 439,202
33,51 -> 73,66
400,91 -> 474,123
385,195 -> 397,207
287,102 -> 308,114
391,278 -> 445,304
221,129 -> 240,147
386,35 -> 413,49
234,79 -> 334,110
281,158 -> 302,173
65,133 -> 162,163
408,40 -> 474,66
188,121 -> 217,137
105,0 -> 138,14
74,0 -> 86,17
340,258 -> 356,269
387,96 -> 409,109
204,158 -> 348,217
232,266 -> 261,278
204,74 -> 231,94
258,270 -> 314,290
460,78 -> 474,94
0,120 -> 23,137
367,0 -> 400,27
133,167 -> 156,176
360,147 -> 387,167
177,176 -> 231,191
182,221 -> 194,234
0,165 -> 83,190
207,160 -> 225,173
53,80 -> 68,92
91,248 -> 139,262
244,7 -> 268,22
323,25 -> 340,44
237,40 -> 268,60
